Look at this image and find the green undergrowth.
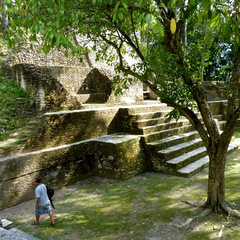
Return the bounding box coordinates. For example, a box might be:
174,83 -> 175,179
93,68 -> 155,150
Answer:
0,75 -> 29,138
0,74 -> 38,155
8,148 -> 240,240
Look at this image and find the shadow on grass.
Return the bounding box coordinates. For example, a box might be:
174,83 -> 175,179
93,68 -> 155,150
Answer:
6,148 -> 240,240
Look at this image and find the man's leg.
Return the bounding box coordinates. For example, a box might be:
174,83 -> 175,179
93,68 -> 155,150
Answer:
32,214 -> 40,225
49,213 -> 55,225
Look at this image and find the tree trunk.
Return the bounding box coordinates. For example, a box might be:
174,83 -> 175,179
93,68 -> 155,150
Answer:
206,144 -> 228,212
1,0 -> 8,33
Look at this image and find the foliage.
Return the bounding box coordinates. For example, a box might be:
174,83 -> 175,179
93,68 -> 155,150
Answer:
4,0 -> 239,105
0,74 -> 31,140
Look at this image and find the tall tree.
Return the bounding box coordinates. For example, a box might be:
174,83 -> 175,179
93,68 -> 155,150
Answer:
6,0 -> 240,219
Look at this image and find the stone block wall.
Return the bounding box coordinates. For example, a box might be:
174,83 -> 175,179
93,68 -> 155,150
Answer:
0,134 -> 146,210
94,134 -> 146,180
202,81 -> 228,101
0,140 -> 95,210
3,63 -> 143,111
3,41 -> 90,68
208,100 -> 228,119
23,107 -> 123,151
2,40 -> 144,111
3,64 -> 82,111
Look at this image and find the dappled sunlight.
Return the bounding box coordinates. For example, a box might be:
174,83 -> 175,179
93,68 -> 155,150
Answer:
98,203 -> 124,213
226,190 -> 240,201
2,169 -> 240,239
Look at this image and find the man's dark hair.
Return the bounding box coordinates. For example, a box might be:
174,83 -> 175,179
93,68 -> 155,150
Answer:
34,178 -> 41,183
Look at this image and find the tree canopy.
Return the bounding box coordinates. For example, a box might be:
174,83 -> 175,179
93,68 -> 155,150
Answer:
4,0 -> 240,219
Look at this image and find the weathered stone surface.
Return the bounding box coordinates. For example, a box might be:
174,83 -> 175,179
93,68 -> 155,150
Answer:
0,140 -> 93,210
202,81 -> 228,101
3,63 -> 143,111
3,40 -> 89,68
23,107 -> 123,151
2,39 -> 143,111
0,133 -> 145,210
3,64 -> 82,111
93,133 -> 146,180
208,100 -> 228,118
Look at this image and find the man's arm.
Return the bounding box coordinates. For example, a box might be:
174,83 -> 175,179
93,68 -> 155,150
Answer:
35,197 -> 40,209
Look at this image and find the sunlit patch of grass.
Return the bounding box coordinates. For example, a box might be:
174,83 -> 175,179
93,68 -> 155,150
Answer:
5,143 -> 240,240
234,127 -> 240,140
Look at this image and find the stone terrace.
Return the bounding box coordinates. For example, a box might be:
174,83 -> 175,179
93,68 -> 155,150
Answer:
0,100 -> 239,211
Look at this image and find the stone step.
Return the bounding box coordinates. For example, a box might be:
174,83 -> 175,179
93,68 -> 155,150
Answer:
0,227 -> 39,240
132,115 -> 186,128
157,138 -> 204,160
138,119 -> 190,135
123,103 -> 172,114
8,228 -> 41,240
0,219 -> 40,240
146,131 -> 199,151
1,219 -> 14,230
143,125 -> 194,143
130,110 -> 171,121
166,146 -> 207,171
177,140 -> 240,177
177,156 -> 209,177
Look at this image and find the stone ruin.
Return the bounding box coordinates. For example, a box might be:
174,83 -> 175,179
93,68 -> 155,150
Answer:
0,41 -> 232,210
0,42 -> 151,210
2,41 -> 145,112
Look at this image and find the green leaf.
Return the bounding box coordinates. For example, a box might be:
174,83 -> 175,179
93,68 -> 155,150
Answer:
189,0 -> 195,6
92,0 -> 96,4
146,14 -> 151,24
64,50 -> 69,57
121,1 -> 128,9
197,12 -> 202,23
118,11 -> 123,21
205,34 -> 212,48
114,1 -> 120,12
113,12 -> 117,22
236,35 -> 239,44
202,0 -> 211,11
56,20 -> 60,29
43,44 -> 50,54
221,24 -> 231,40
56,35 -> 61,47
153,24 -> 164,37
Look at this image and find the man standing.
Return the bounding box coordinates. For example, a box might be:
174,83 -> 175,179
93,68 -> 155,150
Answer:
32,178 -> 55,226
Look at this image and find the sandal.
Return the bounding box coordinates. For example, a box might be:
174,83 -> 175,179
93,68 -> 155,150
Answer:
31,222 -> 39,225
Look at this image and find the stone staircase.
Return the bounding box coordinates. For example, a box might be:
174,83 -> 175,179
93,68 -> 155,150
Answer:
124,102 -> 240,177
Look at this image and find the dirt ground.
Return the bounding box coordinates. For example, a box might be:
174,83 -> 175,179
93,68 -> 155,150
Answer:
1,170 -> 240,240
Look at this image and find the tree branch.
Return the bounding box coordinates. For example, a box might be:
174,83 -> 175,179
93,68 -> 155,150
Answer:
130,9 -> 140,51
227,46 -> 240,116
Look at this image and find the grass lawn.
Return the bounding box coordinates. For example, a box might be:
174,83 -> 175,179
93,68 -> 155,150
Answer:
1,143 -> 240,240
